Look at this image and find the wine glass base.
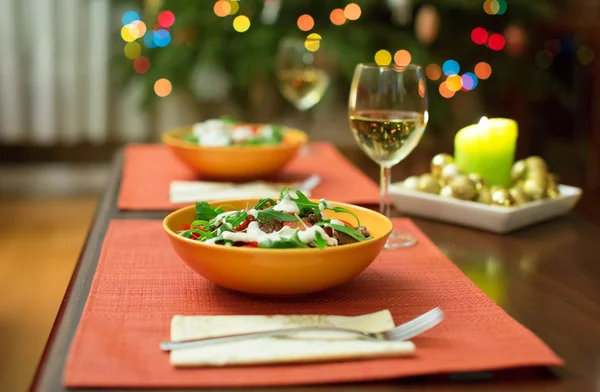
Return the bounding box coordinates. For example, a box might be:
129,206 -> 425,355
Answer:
384,231 -> 418,249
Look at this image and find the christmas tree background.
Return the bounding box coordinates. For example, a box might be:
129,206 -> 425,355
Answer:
113,0 -> 573,131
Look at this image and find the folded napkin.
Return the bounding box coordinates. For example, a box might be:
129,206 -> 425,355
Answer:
169,310 -> 415,367
169,180 -> 303,203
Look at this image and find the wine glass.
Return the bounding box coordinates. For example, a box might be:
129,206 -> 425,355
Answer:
276,37 -> 331,112
348,63 -> 428,249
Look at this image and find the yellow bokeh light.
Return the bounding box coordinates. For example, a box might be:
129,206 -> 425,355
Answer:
425,64 -> 442,80
344,3 -> 361,20
330,8 -> 346,25
374,50 -> 392,66
394,49 -> 411,66
439,81 -> 455,98
121,25 -> 138,42
228,0 -> 239,15
446,75 -> 463,92
233,15 -> 250,32
154,78 -> 172,97
297,14 -> 314,32
474,62 -> 492,79
124,42 -> 142,59
130,20 -> 146,38
304,33 -> 322,52
490,0 -> 500,14
214,1 -> 231,17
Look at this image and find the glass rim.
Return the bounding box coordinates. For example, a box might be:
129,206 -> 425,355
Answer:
356,63 -> 423,71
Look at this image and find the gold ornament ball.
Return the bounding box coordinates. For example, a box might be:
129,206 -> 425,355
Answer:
547,174 -> 560,198
509,186 -> 532,205
431,153 -> 453,177
440,185 -> 454,198
477,187 -> 492,204
402,176 -> 421,191
526,156 -> 548,175
511,160 -> 527,182
468,173 -> 485,191
490,186 -> 514,207
441,163 -> 460,183
449,175 -> 477,200
418,174 -> 442,194
523,177 -> 547,200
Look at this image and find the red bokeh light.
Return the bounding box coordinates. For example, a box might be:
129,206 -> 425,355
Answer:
488,34 -> 506,51
471,27 -> 488,45
133,56 -> 150,73
158,10 -> 175,28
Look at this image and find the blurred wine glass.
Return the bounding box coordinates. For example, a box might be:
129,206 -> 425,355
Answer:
348,63 -> 428,249
276,36 -> 330,121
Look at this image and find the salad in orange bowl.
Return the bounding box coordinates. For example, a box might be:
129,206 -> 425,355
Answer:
163,187 -> 392,296
162,118 -> 307,180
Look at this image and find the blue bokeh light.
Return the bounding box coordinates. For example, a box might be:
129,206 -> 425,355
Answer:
122,11 -> 140,26
144,31 -> 157,48
153,29 -> 171,47
461,72 -> 479,90
442,60 -> 460,76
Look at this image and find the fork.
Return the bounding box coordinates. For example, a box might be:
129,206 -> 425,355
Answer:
160,307 -> 444,351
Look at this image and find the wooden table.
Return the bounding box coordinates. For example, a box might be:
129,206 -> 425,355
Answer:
30,148 -> 600,392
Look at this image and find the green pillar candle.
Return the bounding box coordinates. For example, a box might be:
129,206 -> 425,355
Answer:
454,117 -> 518,188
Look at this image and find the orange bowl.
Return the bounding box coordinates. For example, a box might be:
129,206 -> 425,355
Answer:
163,199 -> 392,296
161,125 -> 307,180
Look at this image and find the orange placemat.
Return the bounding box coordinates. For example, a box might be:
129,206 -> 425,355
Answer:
117,143 -> 380,210
63,219 -> 563,388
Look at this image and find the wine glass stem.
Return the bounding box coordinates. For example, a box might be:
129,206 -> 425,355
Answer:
379,165 -> 392,217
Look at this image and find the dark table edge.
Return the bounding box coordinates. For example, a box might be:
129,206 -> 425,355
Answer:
29,148 -> 126,392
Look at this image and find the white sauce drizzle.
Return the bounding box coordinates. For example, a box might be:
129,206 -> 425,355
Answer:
213,211 -> 238,227
230,126 -> 254,143
247,209 -> 259,219
273,194 -> 300,214
329,219 -> 345,226
289,190 -> 299,200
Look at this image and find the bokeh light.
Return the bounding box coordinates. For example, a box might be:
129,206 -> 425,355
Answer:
488,34 -> 505,51
154,78 -> 172,97
122,10 -> 140,26
297,14 -> 314,31
228,0 -> 239,15
483,0 -> 494,14
442,60 -> 460,76
124,42 -> 142,59
133,56 -> 150,73
471,27 -> 488,45
158,10 -> 175,28
344,3 -> 361,20
577,46 -> 595,65
153,29 -> 171,47
497,0 -> 507,14
304,33 -> 322,52
330,8 -> 346,25
233,15 -> 251,32
446,75 -> 463,92
535,50 -> 553,69
425,64 -> 442,80
214,1 -> 231,17
439,81 -> 455,98
461,72 -> 479,90
393,50 -> 411,66
374,50 -> 392,66
144,32 -> 157,48
121,25 -> 138,42
128,20 -> 146,39
484,0 -> 507,15
474,62 -> 492,79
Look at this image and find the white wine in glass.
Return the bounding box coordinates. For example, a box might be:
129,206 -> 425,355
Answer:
276,37 -> 331,112
349,64 -> 428,249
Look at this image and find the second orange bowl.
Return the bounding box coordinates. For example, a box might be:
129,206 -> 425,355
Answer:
162,125 -> 307,181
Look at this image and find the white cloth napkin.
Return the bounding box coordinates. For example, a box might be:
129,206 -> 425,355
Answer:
169,175 -> 321,203
169,310 -> 415,367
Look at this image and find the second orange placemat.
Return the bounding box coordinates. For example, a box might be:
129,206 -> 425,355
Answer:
63,219 -> 563,388
118,143 -> 380,210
